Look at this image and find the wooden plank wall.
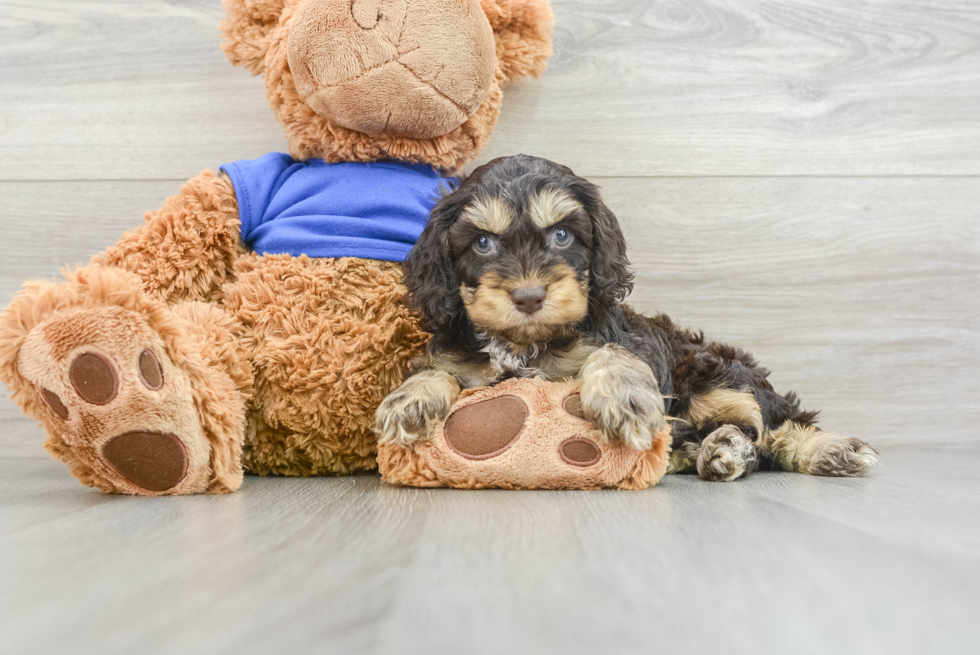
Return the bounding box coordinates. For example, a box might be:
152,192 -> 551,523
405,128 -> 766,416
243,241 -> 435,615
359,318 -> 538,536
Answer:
1,0 -> 978,457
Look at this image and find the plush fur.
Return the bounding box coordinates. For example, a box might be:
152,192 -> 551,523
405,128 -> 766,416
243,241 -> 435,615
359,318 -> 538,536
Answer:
0,0 -> 554,494
377,377 -> 671,490
376,155 -> 880,482
0,267 -> 251,494
227,254 -> 429,476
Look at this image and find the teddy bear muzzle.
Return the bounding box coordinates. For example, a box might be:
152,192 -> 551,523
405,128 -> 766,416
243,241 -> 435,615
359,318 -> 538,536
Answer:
286,0 -> 496,139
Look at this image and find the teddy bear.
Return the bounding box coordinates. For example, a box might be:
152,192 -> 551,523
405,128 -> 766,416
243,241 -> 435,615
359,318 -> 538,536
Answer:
0,0 -> 554,495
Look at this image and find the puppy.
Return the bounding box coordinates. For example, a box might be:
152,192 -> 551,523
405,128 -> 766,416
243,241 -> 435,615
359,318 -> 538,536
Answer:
375,155 -> 878,481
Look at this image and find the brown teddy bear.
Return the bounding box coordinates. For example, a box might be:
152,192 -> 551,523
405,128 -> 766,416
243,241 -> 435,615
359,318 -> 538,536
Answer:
0,0 -> 553,495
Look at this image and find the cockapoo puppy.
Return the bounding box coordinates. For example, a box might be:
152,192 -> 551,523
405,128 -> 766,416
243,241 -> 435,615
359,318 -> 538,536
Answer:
375,155 -> 878,481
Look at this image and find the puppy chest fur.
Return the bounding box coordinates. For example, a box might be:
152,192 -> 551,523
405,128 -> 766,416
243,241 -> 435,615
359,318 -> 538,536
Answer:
427,338 -> 600,388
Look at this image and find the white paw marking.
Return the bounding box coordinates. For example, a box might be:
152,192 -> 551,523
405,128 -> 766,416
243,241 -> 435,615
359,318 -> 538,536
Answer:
580,346 -> 666,451
697,427 -> 755,482
374,372 -> 457,447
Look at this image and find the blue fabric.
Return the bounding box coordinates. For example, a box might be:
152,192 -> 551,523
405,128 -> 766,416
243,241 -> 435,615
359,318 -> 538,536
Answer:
220,153 -> 451,262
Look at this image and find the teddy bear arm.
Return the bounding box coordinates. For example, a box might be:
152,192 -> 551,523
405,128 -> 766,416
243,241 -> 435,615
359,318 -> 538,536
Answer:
92,170 -> 244,305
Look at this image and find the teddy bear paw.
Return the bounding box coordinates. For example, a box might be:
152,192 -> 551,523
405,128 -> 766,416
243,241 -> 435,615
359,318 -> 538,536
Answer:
17,305 -> 214,494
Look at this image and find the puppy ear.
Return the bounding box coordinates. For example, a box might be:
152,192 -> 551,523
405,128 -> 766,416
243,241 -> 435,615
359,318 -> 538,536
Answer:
403,187 -> 469,334
480,0 -> 554,83
577,181 -> 634,328
219,0 -> 288,74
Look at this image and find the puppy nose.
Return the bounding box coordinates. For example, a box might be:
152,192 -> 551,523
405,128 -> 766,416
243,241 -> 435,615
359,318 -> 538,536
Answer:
510,286 -> 547,314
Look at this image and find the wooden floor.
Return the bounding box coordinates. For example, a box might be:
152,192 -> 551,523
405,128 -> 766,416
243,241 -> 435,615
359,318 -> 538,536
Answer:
1,444 -> 977,654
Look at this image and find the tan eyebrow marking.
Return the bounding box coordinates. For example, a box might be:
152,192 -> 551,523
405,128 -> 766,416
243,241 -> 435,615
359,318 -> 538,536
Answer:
529,189 -> 583,229
461,196 -> 512,234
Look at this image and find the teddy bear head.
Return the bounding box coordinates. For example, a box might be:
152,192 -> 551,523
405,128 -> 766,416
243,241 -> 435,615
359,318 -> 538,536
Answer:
220,0 -> 553,172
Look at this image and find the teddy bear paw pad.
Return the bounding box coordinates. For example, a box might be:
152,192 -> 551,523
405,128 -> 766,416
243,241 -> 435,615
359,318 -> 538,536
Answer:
102,431 -> 188,492
444,395 -> 527,460
559,438 -> 601,467
68,352 -> 119,405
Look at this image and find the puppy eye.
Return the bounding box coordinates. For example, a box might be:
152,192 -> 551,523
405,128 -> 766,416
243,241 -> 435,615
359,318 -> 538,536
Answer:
474,235 -> 496,255
551,227 -> 573,248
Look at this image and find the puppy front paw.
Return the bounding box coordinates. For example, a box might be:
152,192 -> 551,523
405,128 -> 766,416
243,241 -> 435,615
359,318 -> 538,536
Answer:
579,345 -> 666,451
374,370 -> 460,447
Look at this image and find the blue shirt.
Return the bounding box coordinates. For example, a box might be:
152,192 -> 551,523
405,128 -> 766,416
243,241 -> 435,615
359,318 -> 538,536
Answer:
220,153 -> 452,262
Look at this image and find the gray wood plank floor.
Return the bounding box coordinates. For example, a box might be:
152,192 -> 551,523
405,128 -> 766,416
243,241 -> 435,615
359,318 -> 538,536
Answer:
1,444 -> 978,654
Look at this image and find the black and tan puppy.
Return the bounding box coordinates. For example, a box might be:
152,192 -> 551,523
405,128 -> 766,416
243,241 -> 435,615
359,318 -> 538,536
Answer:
375,155 -> 878,481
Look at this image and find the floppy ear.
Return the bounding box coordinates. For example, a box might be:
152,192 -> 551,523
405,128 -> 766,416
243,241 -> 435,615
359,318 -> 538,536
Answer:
480,0 -> 554,83
403,187 -> 470,334
575,180 -> 634,329
219,0 -> 288,74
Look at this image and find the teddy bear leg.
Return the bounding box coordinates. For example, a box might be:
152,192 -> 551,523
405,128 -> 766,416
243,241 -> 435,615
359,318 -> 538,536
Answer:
0,266 -> 252,495
224,254 -> 429,476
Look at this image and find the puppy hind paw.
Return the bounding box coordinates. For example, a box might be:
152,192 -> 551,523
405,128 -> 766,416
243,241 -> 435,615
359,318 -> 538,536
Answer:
697,426 -> 756,482
807,437 -> 879,477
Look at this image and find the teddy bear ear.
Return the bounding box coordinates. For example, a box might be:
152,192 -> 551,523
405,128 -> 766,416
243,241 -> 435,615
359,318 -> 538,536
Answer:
219,0 -> 288,74
480,0 -> 555,83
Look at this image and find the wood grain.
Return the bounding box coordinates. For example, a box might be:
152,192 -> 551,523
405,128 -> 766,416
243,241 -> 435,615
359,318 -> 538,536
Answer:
483,0 -> 980,176
1,177 -> 976,457
1,1 -> 979,180
1,446 -> 978,654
